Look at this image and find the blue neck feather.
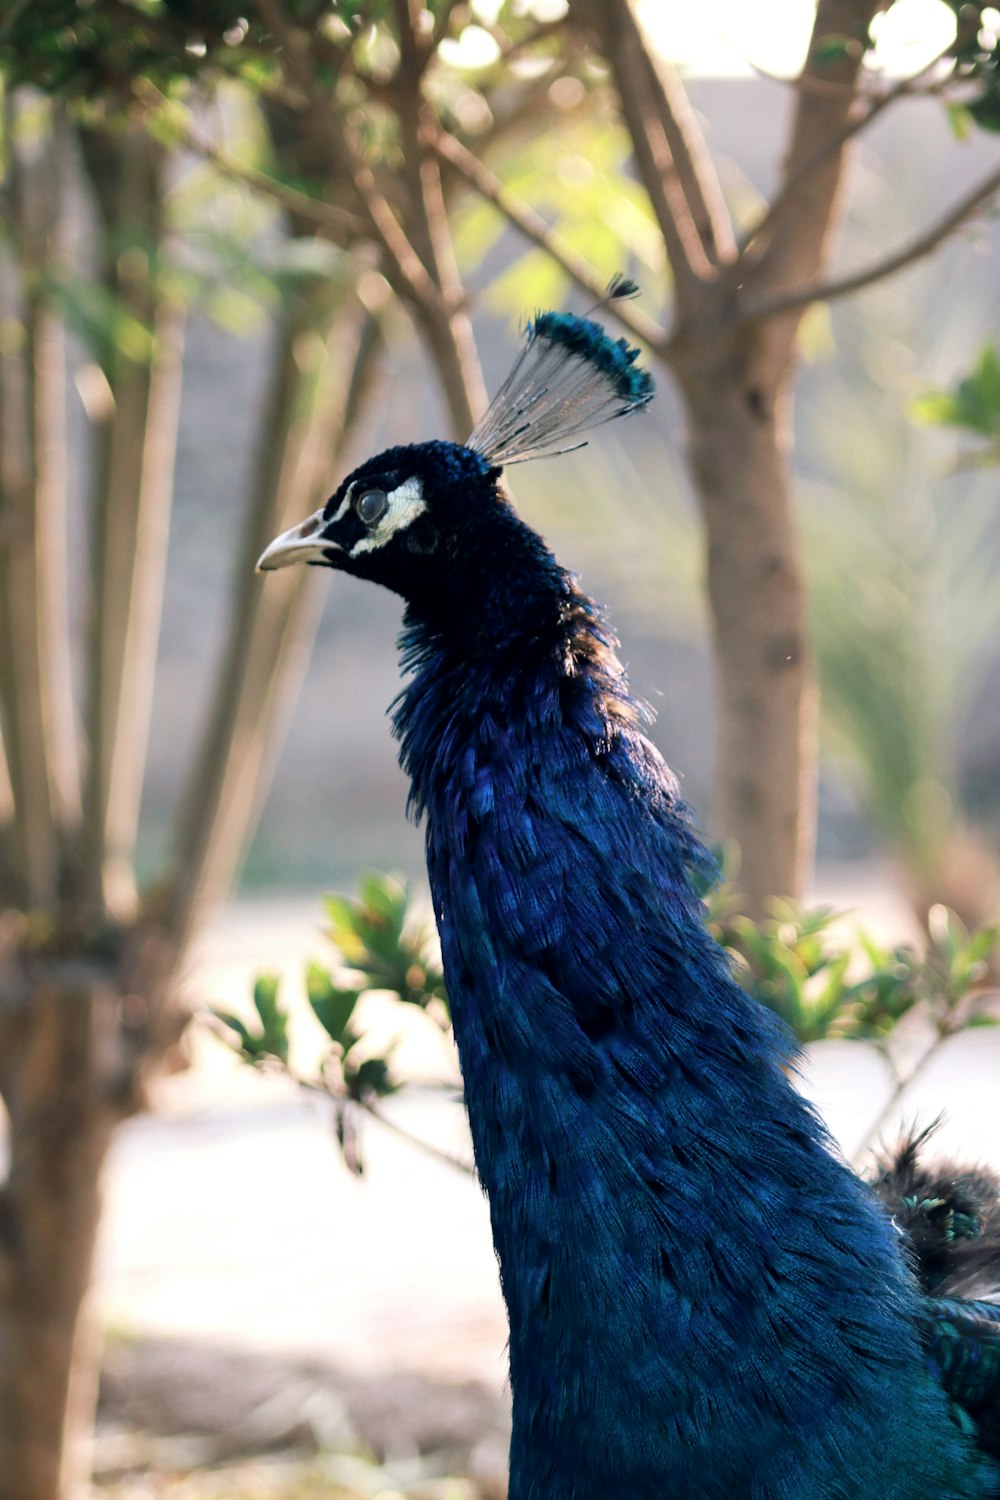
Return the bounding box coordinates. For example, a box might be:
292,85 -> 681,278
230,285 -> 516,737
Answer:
391,537 -> 994,1499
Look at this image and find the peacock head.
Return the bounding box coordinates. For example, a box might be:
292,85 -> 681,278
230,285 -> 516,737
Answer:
255,438 -> 504,603
256,283 -> 654,625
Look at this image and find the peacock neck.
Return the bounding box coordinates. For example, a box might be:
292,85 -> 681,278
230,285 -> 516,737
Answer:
389,569 -> 988,1500
392,566 -> 793,1192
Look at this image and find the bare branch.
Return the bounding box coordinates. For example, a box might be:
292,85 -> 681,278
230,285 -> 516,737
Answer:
744,0 -> 884,312
393,0 -> 486,430
740,31 -> 965,257
574,0 -> 714,298
432,129 -> 667,351
741,163 -> 1000,322
358,1095 -> 475,1175
29,113 -> 81,839
0,731 -> 12,832
630,12 -> 736,265
291,1074 -> 475,1175
255,0 -> 441,309
132,80 -> 366,242
0,306 -> 58,905
161,284 -> 387,954
430,0 -> 463,53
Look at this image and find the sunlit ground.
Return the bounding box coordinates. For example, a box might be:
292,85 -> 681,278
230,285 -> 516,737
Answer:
98,1457 -> 480,1500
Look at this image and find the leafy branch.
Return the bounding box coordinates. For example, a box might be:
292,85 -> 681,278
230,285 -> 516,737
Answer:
217,871 -> 999,1178
913,343 -> 1000,467
213,872 -> 473,1177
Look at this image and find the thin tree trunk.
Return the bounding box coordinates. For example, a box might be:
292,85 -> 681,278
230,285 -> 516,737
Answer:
30,112 -> 81,847
0,105 -> 76,908
0,979 -> 116,1500
79,125 -> 183,918
163,283 -> 385,953
573,0 -> 881,914
674,334 -> 817,909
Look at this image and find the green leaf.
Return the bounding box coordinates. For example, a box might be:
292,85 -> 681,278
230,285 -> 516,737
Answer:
812,33 -> 859,68
913,346 -> 1000,438
212,1004 -> 282,1066
323,892 -> 369,964
212,1008 -> 255,1050
345,1053 -> 398,1099
306,963 -> 361,1047
251,973 -> 289,1062
964,923 -> 1000,967
252,972 -> 280,1022
359,869 -> 408,933
204,285 -> 270,337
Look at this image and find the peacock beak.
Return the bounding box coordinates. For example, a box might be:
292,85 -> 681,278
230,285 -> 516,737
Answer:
256,507 -> 339,572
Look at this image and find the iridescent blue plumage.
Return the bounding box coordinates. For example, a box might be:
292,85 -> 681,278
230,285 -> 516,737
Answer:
257,302 -> 1000,1498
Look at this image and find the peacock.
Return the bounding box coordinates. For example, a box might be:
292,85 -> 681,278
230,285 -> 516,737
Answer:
258,284 -> 1000,1499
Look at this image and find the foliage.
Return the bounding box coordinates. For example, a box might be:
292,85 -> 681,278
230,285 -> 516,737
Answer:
454,109 -> 666,314
706,882 -> 998,1050
218,872 -> 1000,1175
0,0 -> 261,97
914,343 -> 1000,465
215,873 -> 454,1174
941,0 -> 1000,133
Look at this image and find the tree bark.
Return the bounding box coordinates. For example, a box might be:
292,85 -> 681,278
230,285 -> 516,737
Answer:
78,124 -> 184,918
0,105 -> 77,908
163,279 -> 385,953
573,0 -> 882,915
672,328 -> 817,906
0,978 -> 117,1500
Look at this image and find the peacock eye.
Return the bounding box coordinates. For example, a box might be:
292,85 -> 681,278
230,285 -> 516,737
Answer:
354,488 -> 388,526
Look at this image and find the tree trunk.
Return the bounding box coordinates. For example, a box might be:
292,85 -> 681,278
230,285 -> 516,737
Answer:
674,328 -> 816,915
0,978 -> 117,1500
163,280 -> 384,952
572,0 -> 881,914
78,124 -> 183,918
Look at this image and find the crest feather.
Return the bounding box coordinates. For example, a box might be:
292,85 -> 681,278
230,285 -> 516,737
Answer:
468,282 -> 654,467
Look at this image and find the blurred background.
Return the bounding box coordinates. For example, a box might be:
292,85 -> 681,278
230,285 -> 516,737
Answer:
2,0 -> 1000,1496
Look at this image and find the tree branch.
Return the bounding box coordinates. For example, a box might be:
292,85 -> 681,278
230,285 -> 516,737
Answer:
358,1094 -> 474,1176
78,125 -> 185,917
0,731 -> 12,835
31,114 -> 81,846
160,283 -> 386,955
573,0 -> 714,299
132,80 -> 366,242
391,0 -> 485,431
255,0 -> 441,310
430,0 -> 463,54
631,11 -> 736,265
745,0 -> 884,309
741,163 -> 1000,322
432,129 -> 667,351
740,31 -> 966,257
0,102 -> 70,906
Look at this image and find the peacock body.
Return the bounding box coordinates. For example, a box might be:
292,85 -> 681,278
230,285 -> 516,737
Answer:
259,295 -> 1000,1499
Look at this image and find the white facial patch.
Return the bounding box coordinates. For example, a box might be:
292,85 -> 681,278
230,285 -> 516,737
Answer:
326,487 -> 355,526
350,475 -> 427,557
